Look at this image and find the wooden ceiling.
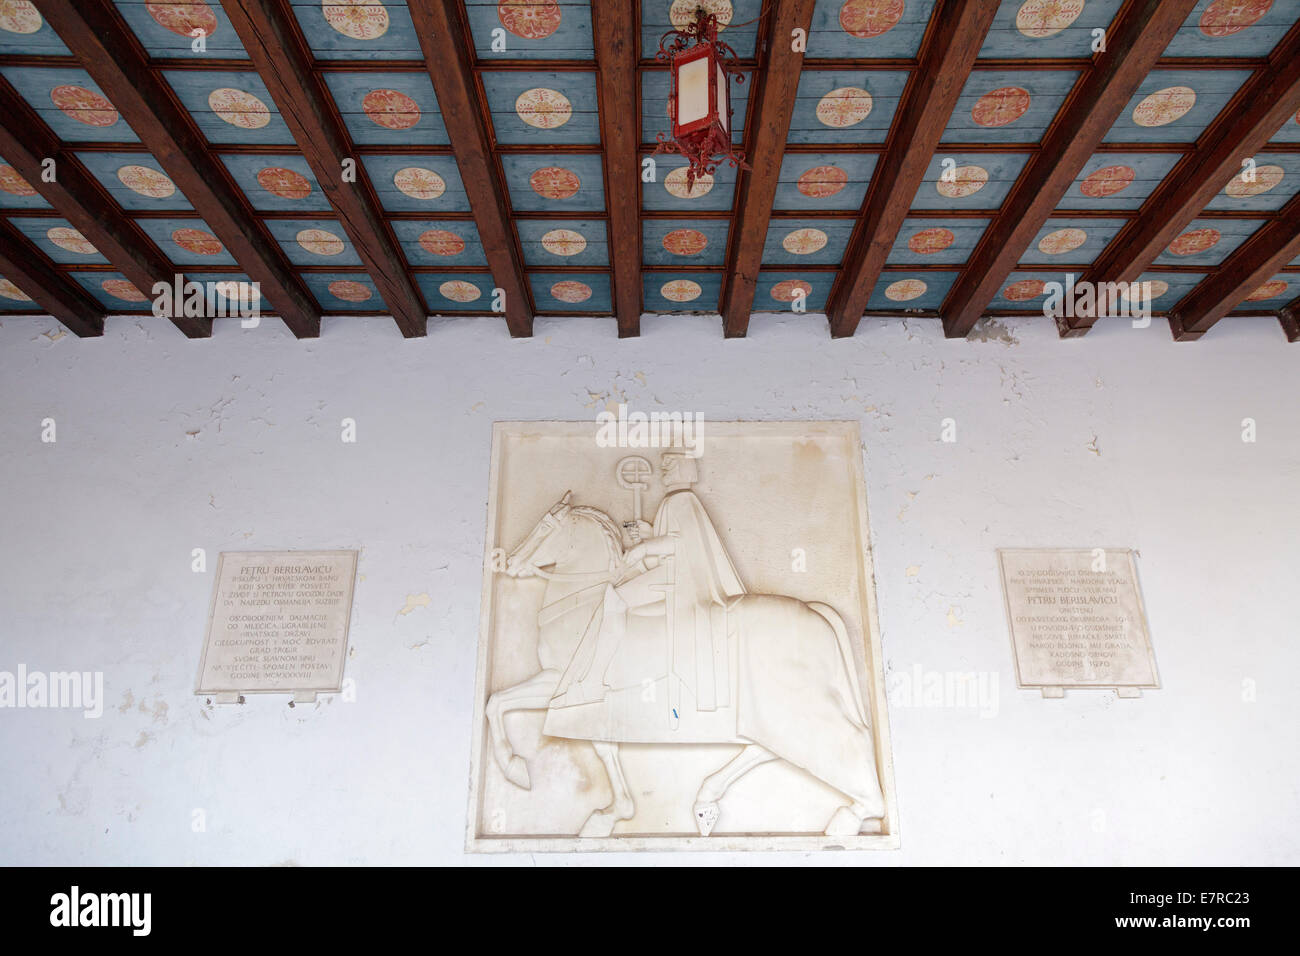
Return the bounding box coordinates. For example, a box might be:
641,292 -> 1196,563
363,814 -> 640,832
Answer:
0,0 -> 1297,343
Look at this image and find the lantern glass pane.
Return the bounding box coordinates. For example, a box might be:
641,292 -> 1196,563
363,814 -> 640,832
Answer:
678,57 -> 709,126
717,63 -> 728,133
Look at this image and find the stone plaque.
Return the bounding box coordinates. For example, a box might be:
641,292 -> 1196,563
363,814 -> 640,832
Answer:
195,550 -> 358,701
998,548 -> 1158,698
469,421 -> 897,851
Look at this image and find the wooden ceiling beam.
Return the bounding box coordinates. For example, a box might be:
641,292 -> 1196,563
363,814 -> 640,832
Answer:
1280,307 -> 1300,342
592,1 -> 641,337
39,0 -> 320,338
0,220 -> 105,336
1066,21 -> 1300,337
221,0 -> 427,338
0,76 -> 209,338
719,0 -> 818,338
1165,195 -> 1300,340
408,0 -> 532,337
940,0 -> 1198,339
827,0 -> 998,338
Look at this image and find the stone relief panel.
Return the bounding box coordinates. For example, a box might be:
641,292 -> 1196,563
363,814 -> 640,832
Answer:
468,421 -> 897,851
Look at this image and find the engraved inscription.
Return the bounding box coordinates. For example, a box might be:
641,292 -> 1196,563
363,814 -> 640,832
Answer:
196,551 -> 358,695
998,549 -> 1158,692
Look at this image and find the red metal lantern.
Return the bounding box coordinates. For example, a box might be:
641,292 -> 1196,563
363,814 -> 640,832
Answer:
655,9 -> 748,191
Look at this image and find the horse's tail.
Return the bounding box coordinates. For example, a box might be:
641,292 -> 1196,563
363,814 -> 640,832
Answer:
807,602 -> 868,727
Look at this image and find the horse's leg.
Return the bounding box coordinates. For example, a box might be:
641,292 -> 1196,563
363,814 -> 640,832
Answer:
485,668 -> 560,790
823,793 -> 886,836
578,741 -> 635,838
692,744 -> 777,836
739,600 -> 885,837
824,799 -> 885,837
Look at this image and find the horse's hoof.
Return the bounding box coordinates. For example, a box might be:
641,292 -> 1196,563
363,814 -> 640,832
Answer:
505,755 -> 531,790
578,810 -> 618,838
693,802 -> 719,837
824,806 -> 863,837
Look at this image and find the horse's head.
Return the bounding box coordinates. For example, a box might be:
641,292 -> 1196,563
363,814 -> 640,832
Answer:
503,491 -> 573,577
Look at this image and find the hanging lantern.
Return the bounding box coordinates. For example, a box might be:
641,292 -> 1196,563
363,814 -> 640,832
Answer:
655,8 -> 748,191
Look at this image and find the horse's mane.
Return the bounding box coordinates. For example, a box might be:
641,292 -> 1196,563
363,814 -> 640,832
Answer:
569,504 -> 625,565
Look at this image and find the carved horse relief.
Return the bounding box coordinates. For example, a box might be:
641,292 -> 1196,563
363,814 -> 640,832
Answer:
486,452 -> 885,839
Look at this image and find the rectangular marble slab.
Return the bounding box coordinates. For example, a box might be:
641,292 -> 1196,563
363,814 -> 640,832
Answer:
195,550 -> 358,697
998,548 -> 1158,695
469,421 -> 897,851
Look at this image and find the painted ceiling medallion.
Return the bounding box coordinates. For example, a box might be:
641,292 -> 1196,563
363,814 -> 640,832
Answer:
209,88 -> 271,129
1132,86 -> 1195,128
664,167 -> 714,198
972,87 -> 1030,127
770,279 -> 812,302
907,227 -> 955,254
0,1 -> 42,35
328,279 -> 372,302
838,0 -> 904,38
1037,227 -> 1087,255
117,164 -> 176,199
51,85 -> 118,127
1246,279 -> 1288,301
257,166 -> 312,199
551,280 -> 592,303
0,277 -> 31,300
1015,0 -> 1085,39
515,88 -> 572,129
297,228 -> 345,256
783,228 -> 828,255
529,166 -> 580,199
101,278 -> 147,302
47,226 -> 97,255
1224,164 -> 1283,198
172,228 -> 223,255
393,167 -> 445,200
935,164 -> 989,199
661,279 -> 703,302
816,87 -> 873,128
1199,0 -> 1271,39
1167,227 -> 1220,256
884,279 -> 927,301
417,229 -> 465,256
796,165 -> 849,198
1079,164 -> 1135,197
671,0 -> 732,30
498,0 -> 562,39
363,89 -> 421,130
1123,279 -> 1169,301
440,279 -> 481,302
145,1 -> 218,38
541,229 -> 587,256
0,163 -> 36,196
322,0 -> 390,40
663,228 -> 708,255
1003,278 -> 1046,301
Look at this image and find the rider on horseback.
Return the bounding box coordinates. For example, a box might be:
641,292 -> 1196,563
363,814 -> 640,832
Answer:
549,452 -> 745,713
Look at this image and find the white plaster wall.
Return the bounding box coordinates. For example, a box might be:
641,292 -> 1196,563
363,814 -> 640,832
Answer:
0,310 -> 1295,866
